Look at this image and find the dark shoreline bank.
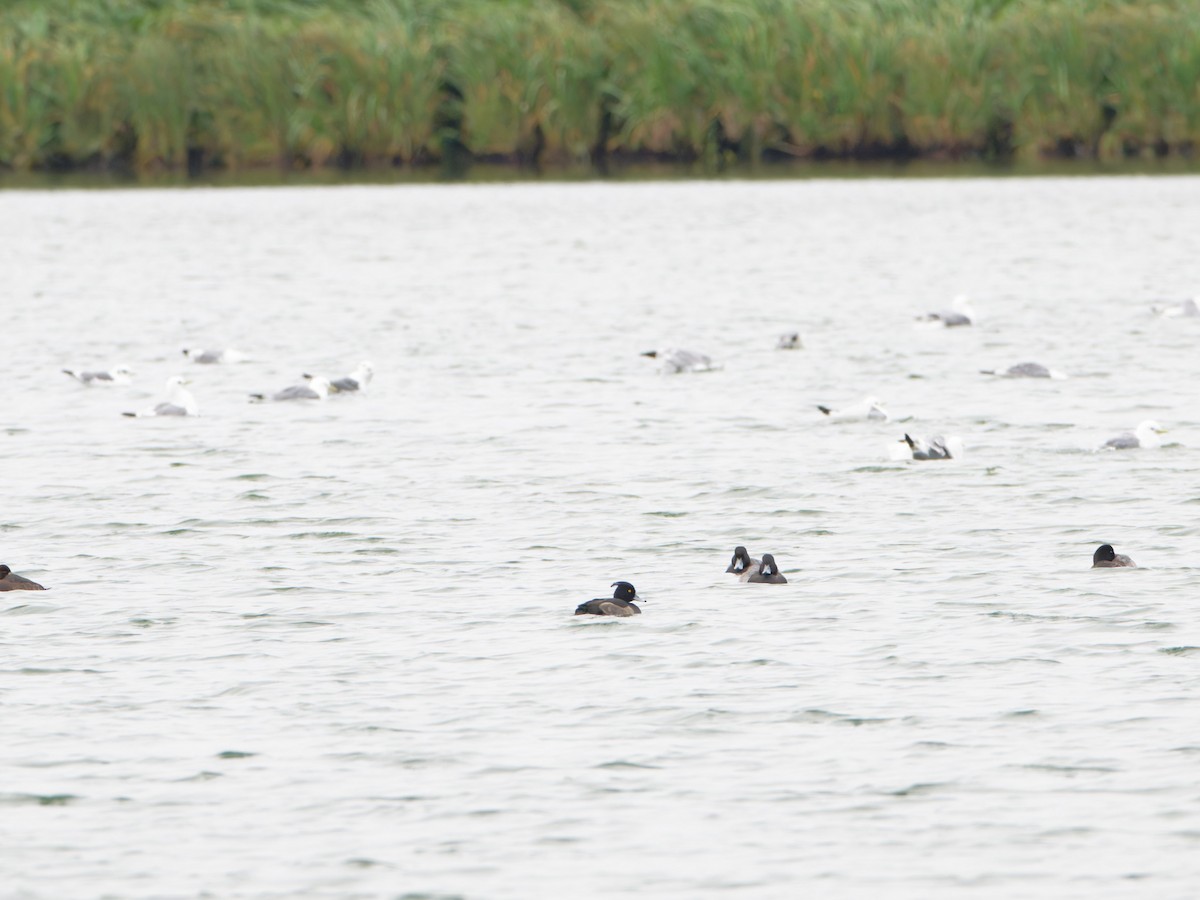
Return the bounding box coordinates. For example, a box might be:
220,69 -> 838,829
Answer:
6,155 -> 1200,192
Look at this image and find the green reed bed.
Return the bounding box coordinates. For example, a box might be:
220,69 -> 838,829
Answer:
1,0 -> 1199,173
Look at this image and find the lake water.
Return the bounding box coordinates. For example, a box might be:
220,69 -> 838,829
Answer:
2,175 -> 1199,898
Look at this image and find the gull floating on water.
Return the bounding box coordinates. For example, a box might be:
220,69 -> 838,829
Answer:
304,361 -> 373,394
817,396 -> 889,421
63,365 -> 135,386
1150,298 -> 1199,318
901,433 -> 961,460
182,347 -> 246,364
251,376 -> 331,402
776,332 -> 803,350
980,362 -> 1066,379
122,376 -> 199,417
917,295 -> 974,327
641,348 -> 720,374
1102,420 -> 1167,450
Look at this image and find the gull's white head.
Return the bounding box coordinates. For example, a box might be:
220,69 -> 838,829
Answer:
352,361 -> 374,382
1134,420 -> 1167,448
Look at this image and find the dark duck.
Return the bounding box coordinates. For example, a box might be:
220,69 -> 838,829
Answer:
575,582 -> 643,617
0,565 -> 47,591
1092,544 -> 1136,568
746,553 -> 787,583
725,546 -> 761,581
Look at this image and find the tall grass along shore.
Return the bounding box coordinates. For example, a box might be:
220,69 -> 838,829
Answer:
2,0 -> 1198,175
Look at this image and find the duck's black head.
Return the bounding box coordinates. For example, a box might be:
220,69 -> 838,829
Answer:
760,554 -> 778,576
1094,544 -> 1116,564
0,565 -> 9,577
611,581 -> 639,601
726,546 -> 750,573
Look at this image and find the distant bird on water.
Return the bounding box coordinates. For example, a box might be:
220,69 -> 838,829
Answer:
917,295 -> 974,327
183,347 -> 245,364
1092,544 -> 1136,568
575,582 -> 643,617
776,332 -> 803,350
304,361 -> 373,394
63,365 -> 135,386
725,546 -> 761,581
1102,420 -> 1167,450
817,395 -> 889,421
746,553 -> 787,584
0,565 -> 46,591
122,376 -> 199,417
1151,298 -> 1199,318
901,433 -> 957,460
641,348 -> 720,374
251,376 -> 331,402
980,362 -> 1066,379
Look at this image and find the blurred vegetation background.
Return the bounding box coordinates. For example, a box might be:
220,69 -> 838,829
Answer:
1,0 -> 1197,173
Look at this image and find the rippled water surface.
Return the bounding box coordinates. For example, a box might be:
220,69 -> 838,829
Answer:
3,177 -> 1200,898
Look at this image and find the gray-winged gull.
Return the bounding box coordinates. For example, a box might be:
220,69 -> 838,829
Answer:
917,295 -> 974,327
902,433 -> 960,460
251,376 -> 331,402
818,395 -> 889,421
1151,298 -> 1199,318
122,376 -> 199,417
63,365 -> 135,386
183,347 -> 246,364
304,361 -> 373,394
980,362 -> 1066,379
1102,420 -> 1166,450
641,348 -> 720,374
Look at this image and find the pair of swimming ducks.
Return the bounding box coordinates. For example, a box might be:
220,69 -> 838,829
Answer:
574,547 -> 787,617
576,544 -> 1135,617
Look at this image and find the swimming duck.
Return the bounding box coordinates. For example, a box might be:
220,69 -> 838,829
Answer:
1103,420 -> 1167,450
0,565 -> 46,591
575,582 -> 643,616
1092,544 -> 1136,568
725,546 -> 761,581
640,348 -> 719,374
122,376 -> 199,417
746,553 -> 787,583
